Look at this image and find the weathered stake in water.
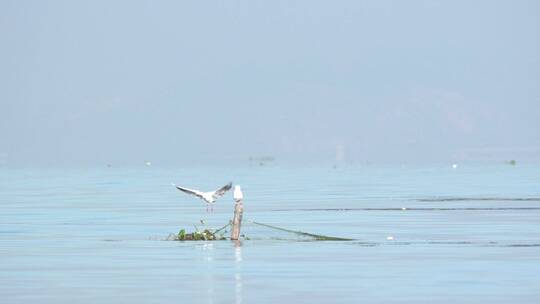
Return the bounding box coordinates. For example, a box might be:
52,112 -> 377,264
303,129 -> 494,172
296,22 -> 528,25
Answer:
231,197 -> 243,240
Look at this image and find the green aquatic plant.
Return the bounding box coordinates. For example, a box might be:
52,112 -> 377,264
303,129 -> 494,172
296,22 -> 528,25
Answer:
178,229 -> 186,240
176,227 -> 227,241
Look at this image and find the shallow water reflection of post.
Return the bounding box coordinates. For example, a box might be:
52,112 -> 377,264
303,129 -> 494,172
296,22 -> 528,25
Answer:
234,241 -> 243,304
202,243 -> 215,304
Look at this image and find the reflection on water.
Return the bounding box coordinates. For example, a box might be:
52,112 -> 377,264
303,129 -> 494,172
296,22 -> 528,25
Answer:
1,165 -> 540,303
202,243 -> 215,304
234,241 -> 242,304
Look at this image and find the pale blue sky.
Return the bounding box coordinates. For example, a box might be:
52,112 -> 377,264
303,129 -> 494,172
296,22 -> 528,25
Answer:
1,0 -> 539,166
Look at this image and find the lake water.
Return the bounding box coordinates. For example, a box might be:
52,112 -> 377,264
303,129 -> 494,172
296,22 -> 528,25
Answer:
1,164 -> 539,303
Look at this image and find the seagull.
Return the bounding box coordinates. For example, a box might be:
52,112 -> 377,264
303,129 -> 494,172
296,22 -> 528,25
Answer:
233,185 -> 243,202
172,182 -> 232,212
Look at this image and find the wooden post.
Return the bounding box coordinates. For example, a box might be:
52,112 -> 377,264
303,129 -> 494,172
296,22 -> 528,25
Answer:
231,198 -> 244,240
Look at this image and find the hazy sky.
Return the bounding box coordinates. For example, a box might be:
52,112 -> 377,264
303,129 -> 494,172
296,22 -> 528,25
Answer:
1,0 -> 539,166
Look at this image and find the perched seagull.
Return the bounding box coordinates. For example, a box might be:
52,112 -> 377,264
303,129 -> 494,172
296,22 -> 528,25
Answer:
172,182 -> 232,212
233,185 -> 243,202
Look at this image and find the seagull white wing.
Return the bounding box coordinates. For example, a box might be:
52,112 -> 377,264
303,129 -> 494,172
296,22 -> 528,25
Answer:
174,185 -> 206,200
213,182 -> 232,198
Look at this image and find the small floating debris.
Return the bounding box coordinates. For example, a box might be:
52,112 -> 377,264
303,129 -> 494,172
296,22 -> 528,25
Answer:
145,161 -> 152,166
386,236 -> 394,241
452,164 -> 458,169
401,207 -> 407,211
505,160 -> 517,166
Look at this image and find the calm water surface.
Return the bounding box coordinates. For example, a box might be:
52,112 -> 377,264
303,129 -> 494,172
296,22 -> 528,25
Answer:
1,164 -> 539,303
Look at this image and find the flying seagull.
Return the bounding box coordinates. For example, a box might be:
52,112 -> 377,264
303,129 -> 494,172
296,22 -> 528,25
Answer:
172,182 -> 232,212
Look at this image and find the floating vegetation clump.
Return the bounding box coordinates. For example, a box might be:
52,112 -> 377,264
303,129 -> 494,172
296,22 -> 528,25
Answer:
177,229 -> 226,241
169,222 -> 231,241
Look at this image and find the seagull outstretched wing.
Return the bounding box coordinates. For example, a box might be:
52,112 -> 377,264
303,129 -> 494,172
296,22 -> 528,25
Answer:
213,182 -> 232,198
174,185 -> 206,200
